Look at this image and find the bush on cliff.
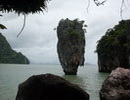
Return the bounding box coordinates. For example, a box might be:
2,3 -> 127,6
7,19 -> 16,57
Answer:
96,20 -> 130,72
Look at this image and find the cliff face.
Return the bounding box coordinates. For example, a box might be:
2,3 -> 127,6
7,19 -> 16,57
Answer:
96,20 -> 130,72
57,18 -> 86,75
0,33 -> 30,64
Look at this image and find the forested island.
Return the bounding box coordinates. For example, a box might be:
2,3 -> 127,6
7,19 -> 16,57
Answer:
0,33 -> 30,64
96,20 -> 130,72
57,18 -> 86,75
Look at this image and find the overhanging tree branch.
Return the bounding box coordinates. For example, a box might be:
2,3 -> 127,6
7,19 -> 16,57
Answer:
93,0 -> 129,19
94,0 -> 106,6
0,0 -> 49,37
120,0 -> 125,19
17,14 -> 26,37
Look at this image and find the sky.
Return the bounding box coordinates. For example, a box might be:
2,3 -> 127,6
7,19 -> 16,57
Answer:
1,0 -> 130,64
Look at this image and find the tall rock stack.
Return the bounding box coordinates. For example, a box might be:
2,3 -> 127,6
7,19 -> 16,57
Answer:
96,20 -> 130,72
57,18 -> 86,75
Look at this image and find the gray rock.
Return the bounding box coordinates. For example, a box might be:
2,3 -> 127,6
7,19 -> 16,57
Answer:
100,67 -> 130,100
57,18 -> 86,75
16,74 -> 89,100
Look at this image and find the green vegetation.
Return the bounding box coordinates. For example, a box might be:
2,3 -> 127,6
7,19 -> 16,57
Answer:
0,0 -> 49,14
0,24 -> 7,29
57,18 -> 86,75
58,18 -> 86,41
1,0 -> 49,36
96,20 -> 130,72
0,33 -> 30,64
96,20 -> 130,54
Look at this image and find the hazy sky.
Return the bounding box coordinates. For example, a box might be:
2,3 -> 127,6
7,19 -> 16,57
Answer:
1,0 -> 130,64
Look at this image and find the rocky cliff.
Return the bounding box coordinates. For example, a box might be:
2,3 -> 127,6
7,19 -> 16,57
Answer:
57,18 -> 86,75
0,33 -> 30,64
96,20 -> 130,72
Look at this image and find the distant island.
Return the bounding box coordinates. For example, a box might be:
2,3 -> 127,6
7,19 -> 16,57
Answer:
0,33 -> 30,64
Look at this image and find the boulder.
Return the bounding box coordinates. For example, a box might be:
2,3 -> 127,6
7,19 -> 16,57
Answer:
100,67 -> 130,100
16,74 -> 89,100
57,18 -> 86,75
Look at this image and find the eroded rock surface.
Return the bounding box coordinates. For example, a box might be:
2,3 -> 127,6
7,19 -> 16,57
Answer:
100,67 -> 130,100
57,18 -> 86,75
16,74 -> 89,100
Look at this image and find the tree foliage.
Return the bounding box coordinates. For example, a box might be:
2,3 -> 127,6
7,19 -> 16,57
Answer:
0,24 -> 7,29
96,20 -> 130,71
93,0 -> 106,6
0,0 -> 49,15
0,0 -> 49,36
96,20 -> 130,53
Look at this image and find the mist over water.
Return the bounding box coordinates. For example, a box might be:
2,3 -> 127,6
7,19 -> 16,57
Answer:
0,64 -> 109,100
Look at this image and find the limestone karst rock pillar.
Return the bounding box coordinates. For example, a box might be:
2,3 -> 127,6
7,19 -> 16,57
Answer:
57,18 -> 86,75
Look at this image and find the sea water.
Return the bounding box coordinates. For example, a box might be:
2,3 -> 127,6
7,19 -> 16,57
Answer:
0,64 -> 109,100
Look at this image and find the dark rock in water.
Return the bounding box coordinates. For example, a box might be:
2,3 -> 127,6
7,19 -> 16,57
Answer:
57,18 -> 86,75
96,20 -> 130,72
0,33 -> 30,64
100,67 -> 130,100
16,74 -> 89,100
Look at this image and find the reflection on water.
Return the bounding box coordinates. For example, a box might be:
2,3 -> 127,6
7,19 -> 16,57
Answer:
63,67 -> 109,100
0,64 -> 109,100
63,75 -> 87,90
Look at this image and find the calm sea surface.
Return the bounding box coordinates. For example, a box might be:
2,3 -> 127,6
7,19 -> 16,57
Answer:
0,64 -> 109,100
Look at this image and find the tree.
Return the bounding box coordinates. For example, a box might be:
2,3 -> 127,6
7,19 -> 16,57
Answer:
96,20 -> 130,72
0,0 -> 49,36
0,0 -> 129,35
0,0 -> 49,14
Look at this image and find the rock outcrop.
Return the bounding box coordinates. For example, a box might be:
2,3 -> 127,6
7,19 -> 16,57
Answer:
16,74 -> 89,100
0,33 -> 30,64
96,20 -> 130,72
100,67 -> 130,100
57,18 -> 86,75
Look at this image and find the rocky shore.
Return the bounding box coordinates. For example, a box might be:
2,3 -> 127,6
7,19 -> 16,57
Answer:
100,67 -> 130,100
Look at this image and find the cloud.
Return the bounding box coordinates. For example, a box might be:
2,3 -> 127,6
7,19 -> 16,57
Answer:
1,0 -> 130,64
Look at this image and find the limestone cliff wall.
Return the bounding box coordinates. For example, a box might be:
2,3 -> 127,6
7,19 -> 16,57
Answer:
0,33 -> 30,64
96,20 -> 130,72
